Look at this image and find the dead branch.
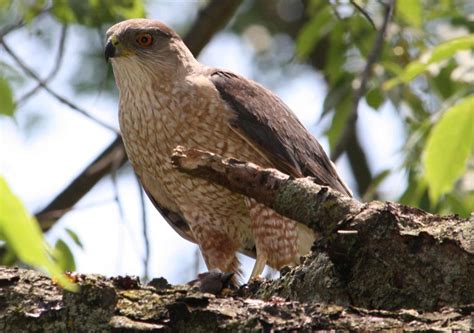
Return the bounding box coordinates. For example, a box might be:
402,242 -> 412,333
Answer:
172,146 -> 474,310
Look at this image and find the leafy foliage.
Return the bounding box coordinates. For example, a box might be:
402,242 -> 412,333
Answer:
423,96 -> 474,203
0,176 -> 77,290
384,35 -> 474,90
51,0 -> 145,27
289,0 -> 474,215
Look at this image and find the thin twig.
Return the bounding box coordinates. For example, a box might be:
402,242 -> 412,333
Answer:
0,39 -> 119,134
136,175 -> 150,281
110,163 -> 125,276
110,164 -> 125,223
331,0 -> 395,161
350,0 -> 376,30
0,19 -> 24,40
0,4 -> 51,39
17,24 -> 69,106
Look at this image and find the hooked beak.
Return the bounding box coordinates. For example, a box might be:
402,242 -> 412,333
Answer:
105,36 -> 134,62
104,40 -> 115,62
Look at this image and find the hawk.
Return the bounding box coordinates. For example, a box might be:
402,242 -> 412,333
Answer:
105,19 -> 351,280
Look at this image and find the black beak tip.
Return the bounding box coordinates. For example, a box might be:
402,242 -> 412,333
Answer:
104,41 -> 115,62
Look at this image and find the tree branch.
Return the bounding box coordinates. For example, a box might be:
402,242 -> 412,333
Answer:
0,265 -> 472,331
349,0 -> 376,30
171,146 -> 361,235
0,5 -> 51,40
183,0 -> 243,55
35,137 -> 127,230
0,39 -> 119,134
16,24 -> 69,106
136,174 -> 150,281
331,0 -> 395,161
346,131 -> 373,196
250,1 -> 373,197
172,146 -> 474,310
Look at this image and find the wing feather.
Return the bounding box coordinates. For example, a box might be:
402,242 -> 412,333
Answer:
209,70 -> 352,197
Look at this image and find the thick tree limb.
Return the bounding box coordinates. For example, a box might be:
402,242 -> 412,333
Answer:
33,0 -> 244,228
183,0 -> 243,54
0,266 -> 472,331
172,147 -> 474,310
35,136 -> 126,230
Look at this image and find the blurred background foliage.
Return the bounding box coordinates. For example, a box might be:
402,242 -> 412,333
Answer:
0,0 -> 473,281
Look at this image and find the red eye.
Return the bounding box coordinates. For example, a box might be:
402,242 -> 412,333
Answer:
136,33 -> 153,47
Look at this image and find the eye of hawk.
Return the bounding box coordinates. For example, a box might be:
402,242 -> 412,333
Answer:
136,33 -> 153,47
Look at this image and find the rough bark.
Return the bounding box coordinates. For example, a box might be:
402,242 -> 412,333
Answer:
2,149 -> 473,331
0,266 -> 472,332
171,147 -> 474,311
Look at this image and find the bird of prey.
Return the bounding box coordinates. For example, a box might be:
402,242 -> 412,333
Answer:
105,19 -> 351,280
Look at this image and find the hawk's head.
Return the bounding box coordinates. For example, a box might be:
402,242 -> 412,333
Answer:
105,19 -> 197,83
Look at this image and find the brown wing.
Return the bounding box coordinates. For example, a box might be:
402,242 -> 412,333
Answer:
140,172 -> 196,243
209,70 -> 352,197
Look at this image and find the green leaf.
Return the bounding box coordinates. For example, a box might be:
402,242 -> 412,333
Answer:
399,174 -> 429,208
383,61 -> 427,90
54,239 -> 76,271
51,0 -> 76,23
423,96 -> 474,203
366,88 -> 384,109
23,0 -> 48,22
296,6 -> 333,59
0,0 -> 11,9
51,0 -> 146,26
322,78 -> 351,116
326,94 -> 351,150
325,24 -> 345,83
444,193 -> 471,218
0,76 -> 15,117
0,176 -> 77,291
110,0 -> 145,19
384,35 -> 474,90
362,169 -> 391,201
66,228 -> 83,249
397,0 -> 422,28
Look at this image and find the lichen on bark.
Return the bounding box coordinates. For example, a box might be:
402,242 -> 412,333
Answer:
0,266 -> 473,332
